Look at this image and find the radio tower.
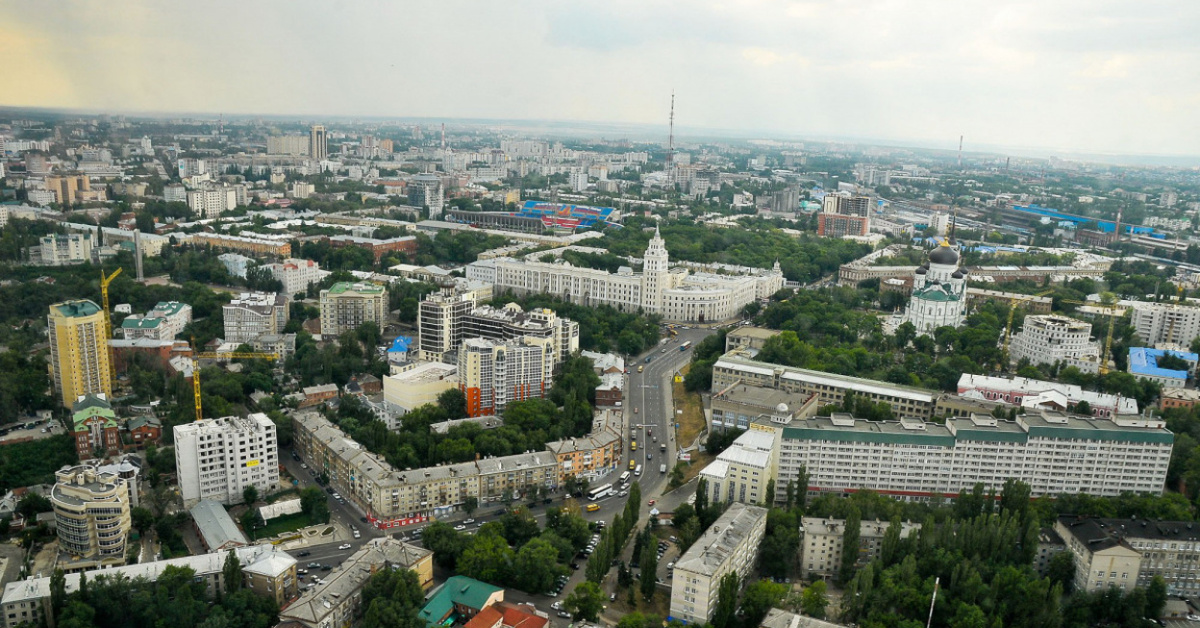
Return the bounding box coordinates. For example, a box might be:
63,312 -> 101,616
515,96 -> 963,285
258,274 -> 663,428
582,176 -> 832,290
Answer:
666,91 -> 675,189
958,135 -> 963,171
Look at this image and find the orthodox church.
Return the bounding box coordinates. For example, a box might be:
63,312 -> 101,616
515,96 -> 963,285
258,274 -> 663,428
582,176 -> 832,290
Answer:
901,239 -> 967,334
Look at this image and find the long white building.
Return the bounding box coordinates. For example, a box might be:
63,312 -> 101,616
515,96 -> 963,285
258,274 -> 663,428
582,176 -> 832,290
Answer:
1009,314 -> 1104,374
768,411 -> 1170,500
957,373 -> 1138,418
174,414 -> 280,507
669,503 -> 769,624
493,227 -> 783,324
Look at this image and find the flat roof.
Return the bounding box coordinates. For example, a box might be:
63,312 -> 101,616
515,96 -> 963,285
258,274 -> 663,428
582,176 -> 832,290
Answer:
1129,346 -> 1196,379
674,503 -> 768,576
716,353 -> 934,403
52,300 -> 101,318
325,281 -> 385,295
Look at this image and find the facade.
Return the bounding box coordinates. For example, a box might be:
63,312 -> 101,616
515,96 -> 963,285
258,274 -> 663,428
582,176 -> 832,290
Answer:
957,373 -> 1140,418
1,545 -> 297,628
120,301 -> 192,341
186,184 -> 246,218
669,503 -> 769,625
724,326 -> 782,353
900,241 -> 967,334
383,361 -> 459,417
319,282 -> 387,336
188,233 -> 292,257
293,412 -> 558,526
218,252 -> 255,278
223,292 -> 289,344
818,194 -> 871,237
44,175 -> 97,206
1130,301 -> 1200,347
770,411 -> 1171,500
1056,516 -> 1200,596
699,429 -> 778,505
40,233 -> 95,265
493,227 -> 782,324
267,134 -> 310,156
712,351 -> 936,419
1128,347 -> 1197,388
173,414 -> 280,507
70,394 -> 120,459
417,291 -> 579,365
458,337 -> 555,417
710,385 -> 820,432
328,235 -> 418,263
800,517 -> 921,579
279,538 -> 433,628
544,430 -> 622,483
1160,387 -> 1200,411
1009,314 -> 1103,373
265,258 -> 327,296
310,125 -> 328,161
48,300 -> 112,408
50,464 -> 132,567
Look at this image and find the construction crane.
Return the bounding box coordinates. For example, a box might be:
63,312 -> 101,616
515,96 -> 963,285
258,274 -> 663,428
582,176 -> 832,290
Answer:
1001,289 -> 1055,357
1062,299 -> 1125,375
99,268 -> 123,389
190,343 -> 279,422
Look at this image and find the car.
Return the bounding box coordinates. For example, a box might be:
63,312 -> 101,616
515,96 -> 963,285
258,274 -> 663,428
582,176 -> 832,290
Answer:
338,543 -> 352,550
669,535 -> 677,543
321,565 -> 332,571
618,490 -> 628,497
634,407 -> 638,414
301,463 -> 308,469
360,516 -> 368,523
454,524 -> 467,531
551,602 -> 563,611
667,561 -> 675,569
297,568 -> 308,575
298,551 -> 311,557
647,499 -> 656,506
570,563 -> 580,570
609,593 -> 617,602
353,532 -> 361,539
463,518 -> 476,524
557,611 -> 572,619
647,452 -> 653,460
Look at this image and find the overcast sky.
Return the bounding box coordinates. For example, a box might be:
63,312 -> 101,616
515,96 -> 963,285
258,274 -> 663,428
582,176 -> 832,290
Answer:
3,1 -> 1199,156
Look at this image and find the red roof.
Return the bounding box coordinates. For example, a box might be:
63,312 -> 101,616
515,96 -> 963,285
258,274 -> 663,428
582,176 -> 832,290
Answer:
463,607 -> 503,628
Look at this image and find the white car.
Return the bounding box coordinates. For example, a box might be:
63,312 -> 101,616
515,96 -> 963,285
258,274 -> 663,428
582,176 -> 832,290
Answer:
463,518 -> 476,524
338,543 -> 352,550
454,524 -> 467,531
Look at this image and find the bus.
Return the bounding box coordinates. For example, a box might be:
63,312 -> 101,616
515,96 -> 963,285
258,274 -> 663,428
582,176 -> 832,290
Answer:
631,440 -> 638,452
587,483 -> 614,501
586,503 -> 601,512
619,471 -> 631,485
680,341 -> 693,352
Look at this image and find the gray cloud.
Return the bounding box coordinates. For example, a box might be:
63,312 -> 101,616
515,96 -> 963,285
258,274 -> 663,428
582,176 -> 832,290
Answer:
1,0 -> 1198,155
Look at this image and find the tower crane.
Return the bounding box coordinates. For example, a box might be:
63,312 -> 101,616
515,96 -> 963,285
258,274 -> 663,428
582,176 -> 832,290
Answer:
99,268 -> 123,389
189,340 -> 279,422
1061,299 -> 1125,375
1000,289 -> 1055,358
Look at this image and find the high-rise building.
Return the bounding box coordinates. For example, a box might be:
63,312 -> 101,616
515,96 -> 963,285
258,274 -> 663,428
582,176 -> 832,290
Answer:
319,282 -> 387,336
186,183 -> 246,218
458,337 -> 555,417
408,176 -> 444,218
50,464 -> 132,567
1130,301 -> 1200,347
417,290 -> 580,364
48,300 -> 112,408
223,292 -> 289,344
44,175 -> 93,206
669,503 -> 768,624
174,414 -> 280,507
817,193 -> 872,237
40,233 -> 95,265
309,125 -> 328,161
698,429 -> 778,505
267,134 -> 310,156
418,290 -> 478,361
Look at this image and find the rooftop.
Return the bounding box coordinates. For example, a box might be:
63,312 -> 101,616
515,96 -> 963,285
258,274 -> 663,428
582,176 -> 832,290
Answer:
674,502 -> 768,577
419,576 -> 503,628
1129,346 -> 1197,379
716,352 -> 934,404
190,499 -> 248,550
324,281 -> 385,295
52,300 -> 101,318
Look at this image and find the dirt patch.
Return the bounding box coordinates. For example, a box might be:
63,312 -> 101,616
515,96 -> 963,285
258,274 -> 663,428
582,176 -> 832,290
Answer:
672,365 -> 706,448
677,452 -> 714,485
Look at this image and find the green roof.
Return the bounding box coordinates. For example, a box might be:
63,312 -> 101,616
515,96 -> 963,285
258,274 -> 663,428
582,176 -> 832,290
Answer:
953,429 -> 1028,444
52,300 -> 101,318
325,282 -> 384,295
418,576 -> 501,628
122,317 -> 163,329
152,301 -> 188,316
783,426 -> 956,447
1027,425 -> 1174,444
911,287 -> 960,302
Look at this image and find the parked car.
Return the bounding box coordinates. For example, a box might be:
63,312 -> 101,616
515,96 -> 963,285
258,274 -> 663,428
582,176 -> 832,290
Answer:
463,518 -> 476,524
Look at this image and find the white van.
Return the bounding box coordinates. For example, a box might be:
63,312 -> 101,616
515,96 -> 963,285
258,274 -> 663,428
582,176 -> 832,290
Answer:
634,465 -> 642,476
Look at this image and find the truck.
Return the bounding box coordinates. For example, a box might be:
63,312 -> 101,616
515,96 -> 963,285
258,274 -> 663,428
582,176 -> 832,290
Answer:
660,464 -> 667,474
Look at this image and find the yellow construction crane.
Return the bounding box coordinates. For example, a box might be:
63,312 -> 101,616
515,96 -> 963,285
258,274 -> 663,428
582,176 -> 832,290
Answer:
190,344 -> 279,421
1062,299 -> 1125,375
1001,289 -> 1056,357
99,268 -> 123,389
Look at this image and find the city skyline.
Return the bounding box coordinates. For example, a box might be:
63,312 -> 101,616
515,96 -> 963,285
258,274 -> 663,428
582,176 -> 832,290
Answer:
2,1 -> 1199,158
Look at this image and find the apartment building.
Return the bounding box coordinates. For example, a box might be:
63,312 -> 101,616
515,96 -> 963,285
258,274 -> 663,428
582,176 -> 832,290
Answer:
1128,347 -> 1197,388
265,258 -> 327,296
799,517 -> 921,579
223,292 -> 289,344
382,361 -> 459,419
70,394 -> 121,459
173,414 -> 280,507
544,430 -> 622,483
44,175 -> 99,206
48,300 -> 112,408
1130,301 -> 1200,346
327,235 -> 418,263
1,545 -> 296,628
293,413 -> 558,527
669,503 -> 769,625
278,538 -> 433,628
957,373 -> 1139,418
1009,314 -> 1103,373
1160,388 -> 1200,411
120,301 -> 192,341
712,351 -> 936,419
267,134 -> 310,156
770,411 -> 1171,500
50,464 -> 132,568
818,194 -> 871,237
319,282 -> 387,336
187,184 -> 247,218
417,291 -> 580,365
699,429 -> 778,505
1055,517 -> 1168,594
188,233 -> 292,257
310,125 -> 328,161
458,337 -> 555,417
40,233 -> 94,265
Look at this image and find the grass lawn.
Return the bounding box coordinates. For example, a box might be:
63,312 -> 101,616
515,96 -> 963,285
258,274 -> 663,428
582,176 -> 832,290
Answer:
252,511 -> 313,540
672,365 -> 706,449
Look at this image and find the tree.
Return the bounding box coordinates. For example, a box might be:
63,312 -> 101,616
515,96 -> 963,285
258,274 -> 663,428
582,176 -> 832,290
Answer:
16,493 -> 52,518
1146,575 -> 1168,620
422,521 -> 469,569
360,568 -> 426,628
763,478 -> 776,507
499,506 -> 541,548
564,581 -> 605,622
242,485 -> 259,506
800,580 -> 828,619
240,509 -> 261,540
131,507 -> 155,536
949,603 -> 986,628
437,387 -> 468,420
1046,551 -> 1075,592
639,532 -> 658,600
712,573 -> 740,628
300,486 -> 330,524
741,579 -> 788,627
463,496 -> 478,516
839,508 -> 861,585
459,529 -> 515,584
514,537 -> 564,594
222,549 -> 243,594
49,569 -> 67,619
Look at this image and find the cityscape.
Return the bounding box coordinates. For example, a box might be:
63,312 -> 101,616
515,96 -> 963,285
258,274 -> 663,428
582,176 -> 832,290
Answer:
2,3 -> 1200,628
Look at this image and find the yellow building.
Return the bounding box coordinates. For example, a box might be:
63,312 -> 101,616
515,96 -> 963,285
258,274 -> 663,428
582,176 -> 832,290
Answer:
48,300 -> 112,408
44,175 -> 94,205
50,465 -> 132,569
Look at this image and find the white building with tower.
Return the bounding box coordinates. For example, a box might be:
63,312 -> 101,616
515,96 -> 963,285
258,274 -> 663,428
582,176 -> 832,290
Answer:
900,240 -> 967,334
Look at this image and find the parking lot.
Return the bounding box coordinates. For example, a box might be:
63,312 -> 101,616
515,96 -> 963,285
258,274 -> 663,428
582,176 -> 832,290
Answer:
0,417 -> 63,445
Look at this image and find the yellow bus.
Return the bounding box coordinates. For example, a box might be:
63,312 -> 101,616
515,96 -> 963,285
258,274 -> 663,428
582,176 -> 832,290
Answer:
631,440 -> 638,451
586,503 -> 601,512
629,459 -> 637,471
